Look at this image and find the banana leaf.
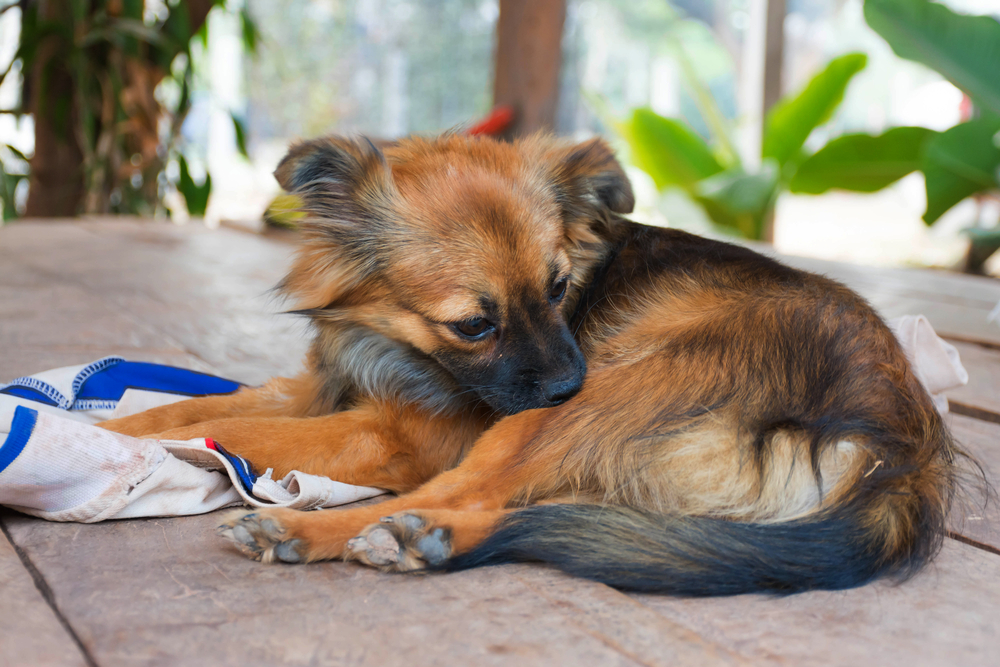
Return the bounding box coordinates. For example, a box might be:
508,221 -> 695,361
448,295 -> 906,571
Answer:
619,107 -> 724,191
922,117 -> 1000,224
694,161 -> 779,239
864,0 -> 1000,116
790,126 -> 935,194
763,53 -> 868,168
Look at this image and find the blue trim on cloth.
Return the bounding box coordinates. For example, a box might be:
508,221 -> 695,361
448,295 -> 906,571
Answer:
74,361 -> 241,404
212,441 -> 258,494
1,357 -> 241,413
0,357 -> 126,410
0,385 -> 60,406
0,406 -> 38,474
71,356 -> 125,399
0,377 -> 67,408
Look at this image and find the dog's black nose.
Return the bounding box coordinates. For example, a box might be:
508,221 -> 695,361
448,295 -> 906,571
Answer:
541,376 -> 583,406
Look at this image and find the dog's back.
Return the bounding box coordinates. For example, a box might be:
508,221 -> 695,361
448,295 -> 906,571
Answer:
447,221 -> 960,594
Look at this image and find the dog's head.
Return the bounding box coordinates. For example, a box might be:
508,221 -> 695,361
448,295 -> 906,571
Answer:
275,133 -> 634,415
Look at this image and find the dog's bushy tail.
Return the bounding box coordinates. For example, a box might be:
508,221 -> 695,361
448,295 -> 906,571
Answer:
442,488 -> 951,596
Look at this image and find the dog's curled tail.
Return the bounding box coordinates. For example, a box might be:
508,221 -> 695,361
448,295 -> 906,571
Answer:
442,444 -> 965,595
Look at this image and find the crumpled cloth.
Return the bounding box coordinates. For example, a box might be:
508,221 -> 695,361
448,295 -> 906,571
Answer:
0,315 -> 969,523
0,358 -> 384,522
887,315 -> 969,414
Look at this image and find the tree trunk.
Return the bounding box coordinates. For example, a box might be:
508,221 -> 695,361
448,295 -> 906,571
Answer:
492,0 -> 566,139
24,0 -> 84,217
24,0 -> 218,218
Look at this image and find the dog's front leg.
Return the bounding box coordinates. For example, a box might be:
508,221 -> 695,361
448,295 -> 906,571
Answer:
98,373 -> 322,437
215,403 -> 573,565
142,399 -> 485,492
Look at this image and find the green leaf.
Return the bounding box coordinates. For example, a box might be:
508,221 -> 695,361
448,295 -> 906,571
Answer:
790,126 -> 935,194
240,7 -> 261,55
694,161 -> 779,240
177,155 -> 211,217
763,53 -> 868,167
265,193 -> 305,229
3,144 -> 29,163
620,108 -> 724,191
922,117 -> 1000,224
864,0 -> 1000,117
231,113 -> 249,158
0,153 -> 26,221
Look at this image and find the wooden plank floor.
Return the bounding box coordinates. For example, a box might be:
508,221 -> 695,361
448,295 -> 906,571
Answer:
2,219 -> 998,666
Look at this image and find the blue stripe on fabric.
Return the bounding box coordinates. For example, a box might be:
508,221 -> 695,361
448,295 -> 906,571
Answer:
211,441 -> 258,494
74,361 -> 241,403
0,406 -> 38,474
0,378 -> 67,408
0,386 -> 60,406
70,357 -> 125,398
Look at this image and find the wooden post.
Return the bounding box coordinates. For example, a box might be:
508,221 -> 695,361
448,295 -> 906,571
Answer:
762,0 -> 786,118
492,0 -> 566,139
738,0 -> 785,242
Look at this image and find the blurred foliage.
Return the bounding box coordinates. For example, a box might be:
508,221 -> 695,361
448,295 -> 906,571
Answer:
614,52 -> 868,240
245,0 -> 494,140
612,0 -> 1000,247
0,0 -> 258,218
0,143 -> 28,220
177,153 -> 210,216
264,192 -> 305,229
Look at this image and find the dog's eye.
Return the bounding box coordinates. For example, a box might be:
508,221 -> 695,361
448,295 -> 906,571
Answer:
549,277 -> 569,302
453,317 -> 494,340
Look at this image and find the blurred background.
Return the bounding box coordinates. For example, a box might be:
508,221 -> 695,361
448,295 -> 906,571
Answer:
1,0 -> 999,273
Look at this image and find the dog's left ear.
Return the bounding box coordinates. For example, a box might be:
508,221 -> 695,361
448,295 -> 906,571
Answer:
549,138 -> 635,216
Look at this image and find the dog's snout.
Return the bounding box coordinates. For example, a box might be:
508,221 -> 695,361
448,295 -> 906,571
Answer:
541,376 -> 583,406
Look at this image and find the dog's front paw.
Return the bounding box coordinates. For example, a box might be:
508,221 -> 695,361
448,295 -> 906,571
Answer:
217,510 -> 307,564
346,512 -> 452,572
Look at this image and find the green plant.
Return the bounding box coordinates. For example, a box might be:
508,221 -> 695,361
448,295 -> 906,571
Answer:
789,0 -> 1000,271
0,144 -> 28,220
0,0 -> 258,219
793,0 -> 1000,221
612,0 -> 1000,252
614,52 -> 869,240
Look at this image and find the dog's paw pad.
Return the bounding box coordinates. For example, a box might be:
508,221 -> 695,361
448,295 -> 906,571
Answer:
347,512 -> 452,572
217,510 -> 304,563
415,528 -> 450,566
347,527 -> 401,565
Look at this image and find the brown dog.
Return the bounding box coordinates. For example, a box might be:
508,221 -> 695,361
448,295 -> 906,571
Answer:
100,133 -> 962,595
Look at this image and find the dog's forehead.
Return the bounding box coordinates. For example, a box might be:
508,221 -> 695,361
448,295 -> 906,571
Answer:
387,160 -> 570,321
395,157 -> 565,261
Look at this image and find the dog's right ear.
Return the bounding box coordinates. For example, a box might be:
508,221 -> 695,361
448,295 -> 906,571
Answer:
274,137 -> 397,311
274,136 -> 396,220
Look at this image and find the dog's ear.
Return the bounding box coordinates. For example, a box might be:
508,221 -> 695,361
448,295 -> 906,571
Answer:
274,137 -> 397,311
274,136 -> 396,220
550,138 -> 635,216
